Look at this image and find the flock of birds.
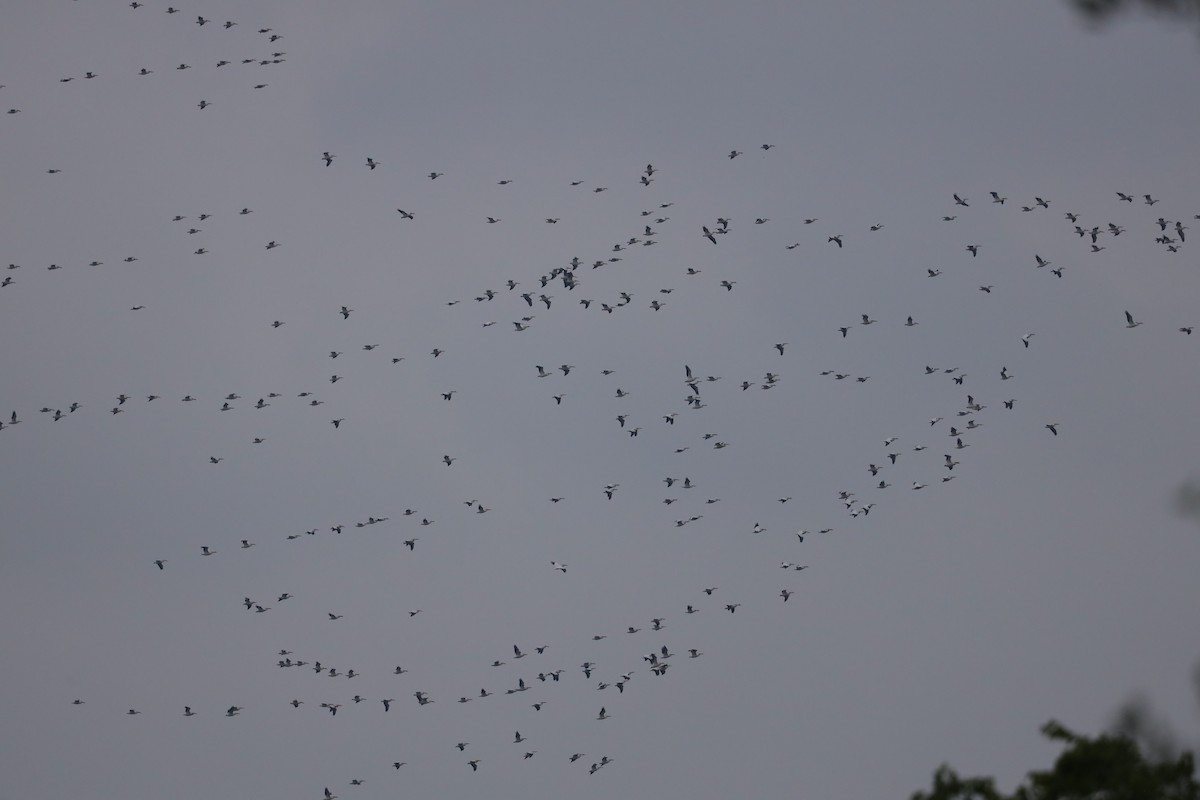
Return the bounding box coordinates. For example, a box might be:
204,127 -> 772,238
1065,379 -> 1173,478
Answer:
3,3 -> 1198,798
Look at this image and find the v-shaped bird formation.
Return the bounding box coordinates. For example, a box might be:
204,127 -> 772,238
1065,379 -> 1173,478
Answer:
2,3 -> 1199,800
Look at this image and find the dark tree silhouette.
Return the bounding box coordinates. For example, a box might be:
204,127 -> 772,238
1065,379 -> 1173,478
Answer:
912,719 -> 1199,800
1071,0 -> 1200,29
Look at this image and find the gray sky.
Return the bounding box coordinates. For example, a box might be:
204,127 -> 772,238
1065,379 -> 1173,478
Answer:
2,1 -> 1199,798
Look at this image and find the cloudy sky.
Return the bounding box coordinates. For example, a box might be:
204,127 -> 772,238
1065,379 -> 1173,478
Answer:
2,2 -> 1199,798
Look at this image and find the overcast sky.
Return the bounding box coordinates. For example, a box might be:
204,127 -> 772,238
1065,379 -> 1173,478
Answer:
2,2 -> 1199,799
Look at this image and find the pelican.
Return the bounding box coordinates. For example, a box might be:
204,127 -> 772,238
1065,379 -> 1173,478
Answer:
201,546 -> 216,555
1124,310 -> 1142,329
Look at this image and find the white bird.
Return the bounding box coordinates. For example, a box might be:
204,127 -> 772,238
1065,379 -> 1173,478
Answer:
1125,310 -> 1143,329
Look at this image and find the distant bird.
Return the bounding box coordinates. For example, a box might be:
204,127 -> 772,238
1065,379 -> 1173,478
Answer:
1124,310 -> 1142,329
1045,423 -> 1059,436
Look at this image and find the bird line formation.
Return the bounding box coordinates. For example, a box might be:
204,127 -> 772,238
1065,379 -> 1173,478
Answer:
4,3 -> 1198,795
20,160 -> 1194,782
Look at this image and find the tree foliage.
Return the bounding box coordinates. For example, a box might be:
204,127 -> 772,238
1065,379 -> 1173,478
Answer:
1070,0 -> 1200,29
912,719 -> 1199,800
